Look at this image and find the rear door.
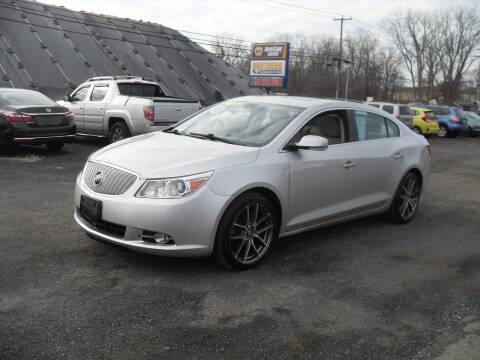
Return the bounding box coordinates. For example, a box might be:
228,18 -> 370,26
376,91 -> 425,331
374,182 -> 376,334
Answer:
399,105 -> 413,128
83,83 -> 109,135
68,85 -> 90,132
347,110 -> 404,205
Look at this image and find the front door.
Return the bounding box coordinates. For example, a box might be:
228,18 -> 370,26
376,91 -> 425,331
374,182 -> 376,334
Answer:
69,85 -> 90,133
286,110 -> 360,231
83,84 -> 109,135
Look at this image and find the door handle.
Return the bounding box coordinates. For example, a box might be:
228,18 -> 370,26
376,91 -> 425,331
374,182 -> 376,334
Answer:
99,107 -> 104,110
343,160 -> 357,169
393,153 -> 404,160
79,107 -> 83,110
175,108 -> 182,111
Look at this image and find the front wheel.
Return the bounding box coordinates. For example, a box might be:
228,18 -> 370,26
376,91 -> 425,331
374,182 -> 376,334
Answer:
388,172 -> 421,224
109,122 -> 131,143
437,124 -> 448,138
413,126 -> 422,135
213,192 -> 278,270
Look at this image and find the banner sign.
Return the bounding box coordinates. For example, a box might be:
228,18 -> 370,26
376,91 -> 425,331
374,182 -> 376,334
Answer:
249,42 -> 290,89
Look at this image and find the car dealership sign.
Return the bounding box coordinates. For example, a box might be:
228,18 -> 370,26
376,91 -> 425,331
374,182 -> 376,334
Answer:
249,42 -> 290,89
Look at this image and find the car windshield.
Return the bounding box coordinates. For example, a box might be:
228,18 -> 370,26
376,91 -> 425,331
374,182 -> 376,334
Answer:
173,100 -> 305,147
0,90 -> 56,106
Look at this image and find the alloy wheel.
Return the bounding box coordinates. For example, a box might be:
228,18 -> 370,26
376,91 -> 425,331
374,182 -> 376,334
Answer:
437,125 -> 447,138
398,176 -> 420,221
228,203 -> 274,265
111,127 -> 126,142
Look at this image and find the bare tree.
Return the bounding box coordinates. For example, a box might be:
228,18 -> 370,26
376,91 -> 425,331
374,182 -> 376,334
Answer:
437,8 -> 480,104
383,9 -> 431,101
211,33 -> 249,73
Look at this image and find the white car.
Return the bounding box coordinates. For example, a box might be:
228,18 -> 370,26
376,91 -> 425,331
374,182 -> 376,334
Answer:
74,96 -> 431,269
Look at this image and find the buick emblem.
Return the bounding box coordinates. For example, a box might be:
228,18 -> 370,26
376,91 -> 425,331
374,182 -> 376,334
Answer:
94,171 -> 103,187
46,108 -> 52,112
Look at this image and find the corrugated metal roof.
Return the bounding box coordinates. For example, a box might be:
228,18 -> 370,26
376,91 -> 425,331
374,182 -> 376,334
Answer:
0,0 -> 260,104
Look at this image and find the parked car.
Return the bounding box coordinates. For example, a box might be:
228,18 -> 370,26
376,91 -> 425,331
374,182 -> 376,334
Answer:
464,111 -> 480,137
74,96 -> 431,269
365,102 -> 413,128
58,76 -> 201,143
422,105 -> 469,138
410,107 -> 440,136
0,88 -> 75,151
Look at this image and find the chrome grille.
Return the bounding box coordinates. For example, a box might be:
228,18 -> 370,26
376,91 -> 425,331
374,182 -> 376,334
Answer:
83,161 -> 137,195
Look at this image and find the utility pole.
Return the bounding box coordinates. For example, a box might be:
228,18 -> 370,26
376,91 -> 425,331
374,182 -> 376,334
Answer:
334,16 -> 352,99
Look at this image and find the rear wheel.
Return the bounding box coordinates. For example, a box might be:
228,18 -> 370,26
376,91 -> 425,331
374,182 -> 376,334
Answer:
437,124 -> 448,138
388,172 -> 421,224
109,122 -> 131,143
213,192 -> 278,270
413,126 -> 422,135
46,141 -> 65,151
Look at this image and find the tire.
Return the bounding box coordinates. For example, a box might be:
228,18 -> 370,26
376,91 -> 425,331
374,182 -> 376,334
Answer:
413,126 -> 422,135
387,172 -> 421,224
213,192 -> 278,270
109,121 -> 131,143
437,124 -> 448,138
46,141 -> 65,151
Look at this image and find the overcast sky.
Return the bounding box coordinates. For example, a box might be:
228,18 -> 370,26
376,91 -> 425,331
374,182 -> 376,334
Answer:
45,0 -> 478,46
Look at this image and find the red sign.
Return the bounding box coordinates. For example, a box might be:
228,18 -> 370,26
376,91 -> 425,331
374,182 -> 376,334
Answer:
248,77 -> 284,88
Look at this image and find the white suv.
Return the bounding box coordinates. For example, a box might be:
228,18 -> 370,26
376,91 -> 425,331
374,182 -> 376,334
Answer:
366,102 -> 413,129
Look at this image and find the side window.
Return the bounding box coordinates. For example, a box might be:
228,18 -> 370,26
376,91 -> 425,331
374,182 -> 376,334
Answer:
90,85 -> 109,102
399,106 -> 412,115
353,110 -> 388,140
385,118 -> 400,137
291,111 -> 348,145
412,109 -> 418,116
71,86 -> 90,102
368,103 -> 380,108
382,105 -> 394,114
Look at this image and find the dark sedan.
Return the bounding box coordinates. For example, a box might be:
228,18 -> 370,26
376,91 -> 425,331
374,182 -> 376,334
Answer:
0,88 -> 75,151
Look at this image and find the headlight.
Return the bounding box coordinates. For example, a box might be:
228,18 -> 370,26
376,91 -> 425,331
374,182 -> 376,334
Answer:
136,171 -> 213,199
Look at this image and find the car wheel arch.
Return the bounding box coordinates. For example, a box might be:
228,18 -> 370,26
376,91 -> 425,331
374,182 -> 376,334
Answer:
212,185 -> 284,247
108,117 -> 130,131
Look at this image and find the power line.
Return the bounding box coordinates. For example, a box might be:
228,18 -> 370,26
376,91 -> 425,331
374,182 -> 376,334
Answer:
259,0 -> 348,17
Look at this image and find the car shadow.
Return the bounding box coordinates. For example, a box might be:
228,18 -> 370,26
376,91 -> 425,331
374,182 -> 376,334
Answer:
0,144 -> 69,158
86,213 -> 389,274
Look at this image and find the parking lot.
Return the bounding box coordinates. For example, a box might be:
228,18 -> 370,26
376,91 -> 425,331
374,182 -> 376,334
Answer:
1,136 -> 479,359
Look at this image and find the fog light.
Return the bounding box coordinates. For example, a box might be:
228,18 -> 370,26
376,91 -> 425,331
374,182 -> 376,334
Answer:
140,231 -> 174,245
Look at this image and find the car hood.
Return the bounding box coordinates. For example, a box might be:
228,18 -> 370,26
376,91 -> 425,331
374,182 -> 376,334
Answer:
90,132 -> 260,179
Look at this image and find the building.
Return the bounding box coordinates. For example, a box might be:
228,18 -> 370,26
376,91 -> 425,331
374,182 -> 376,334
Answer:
0,0 -> 260,104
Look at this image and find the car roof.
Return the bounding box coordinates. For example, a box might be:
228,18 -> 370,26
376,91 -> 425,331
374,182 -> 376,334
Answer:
231,95 -> 370,109
0,88 -> 39,93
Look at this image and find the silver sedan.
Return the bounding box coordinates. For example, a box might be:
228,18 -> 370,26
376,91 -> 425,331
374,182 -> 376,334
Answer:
74,96 -> 431,269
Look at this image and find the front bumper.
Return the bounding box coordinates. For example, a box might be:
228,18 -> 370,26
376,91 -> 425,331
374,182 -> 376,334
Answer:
74,172 -> 229,257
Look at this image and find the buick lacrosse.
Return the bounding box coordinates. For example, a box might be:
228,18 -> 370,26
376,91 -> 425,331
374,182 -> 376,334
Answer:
74,96 -> 431,269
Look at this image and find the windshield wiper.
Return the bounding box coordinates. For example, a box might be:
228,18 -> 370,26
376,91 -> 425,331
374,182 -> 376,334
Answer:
188,132 -> 242,145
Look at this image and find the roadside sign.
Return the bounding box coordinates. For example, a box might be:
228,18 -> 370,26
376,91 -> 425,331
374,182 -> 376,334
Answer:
249,42 -> 290,89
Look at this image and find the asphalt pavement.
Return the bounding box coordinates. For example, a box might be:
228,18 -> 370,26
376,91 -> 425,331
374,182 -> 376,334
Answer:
1,136 -> 479,359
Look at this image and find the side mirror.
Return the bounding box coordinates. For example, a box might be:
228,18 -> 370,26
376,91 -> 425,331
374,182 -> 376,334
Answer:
63,95 -> 71,102
287,135 -> 328,151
